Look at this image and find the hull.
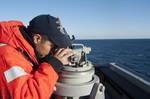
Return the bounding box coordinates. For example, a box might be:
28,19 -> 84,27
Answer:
95,63 -> 150,99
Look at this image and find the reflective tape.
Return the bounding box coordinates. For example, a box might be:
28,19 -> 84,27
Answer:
0,43 -> 7,46
54,86 -> 56,91
4,66 -> 27,83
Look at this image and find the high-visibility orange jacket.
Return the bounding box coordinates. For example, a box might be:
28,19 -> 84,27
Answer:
0,21 -> 59,99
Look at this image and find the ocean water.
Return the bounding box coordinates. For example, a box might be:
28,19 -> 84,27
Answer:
75,39 -> 150,81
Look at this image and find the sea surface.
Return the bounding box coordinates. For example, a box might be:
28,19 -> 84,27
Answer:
75,39 -> 150,81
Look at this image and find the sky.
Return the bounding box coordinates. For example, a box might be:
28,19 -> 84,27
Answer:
0,0 -> 150,39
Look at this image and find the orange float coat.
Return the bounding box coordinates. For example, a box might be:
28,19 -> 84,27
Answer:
0,21 -> 58,99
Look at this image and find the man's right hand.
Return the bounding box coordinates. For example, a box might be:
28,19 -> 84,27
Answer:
54,48 -> 73,65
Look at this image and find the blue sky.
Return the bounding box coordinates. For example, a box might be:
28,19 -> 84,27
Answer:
0,0 -> 150,39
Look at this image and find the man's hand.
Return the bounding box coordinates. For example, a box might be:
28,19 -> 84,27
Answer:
54,48 -> 73,65
39,48 -> 73,73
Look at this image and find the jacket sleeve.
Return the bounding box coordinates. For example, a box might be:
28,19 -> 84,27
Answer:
2,51 -> 59,99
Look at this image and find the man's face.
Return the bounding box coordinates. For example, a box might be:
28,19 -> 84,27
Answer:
33,34 -> 54,58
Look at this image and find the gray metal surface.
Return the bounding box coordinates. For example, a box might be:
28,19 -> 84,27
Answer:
59,67 -> 95,84
95,64 -> 150,99
54,75 -> 99,97
110,63 -> 150,94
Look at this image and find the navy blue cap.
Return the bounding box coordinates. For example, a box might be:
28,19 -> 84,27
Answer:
27,14 -> 72,48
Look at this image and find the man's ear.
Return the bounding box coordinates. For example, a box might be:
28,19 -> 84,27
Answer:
33,34 -> 42,44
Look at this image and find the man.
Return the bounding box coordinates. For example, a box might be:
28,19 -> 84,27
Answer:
0,15 -> 73,99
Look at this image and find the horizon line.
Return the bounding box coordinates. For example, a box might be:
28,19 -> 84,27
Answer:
75,38 -> 150,40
